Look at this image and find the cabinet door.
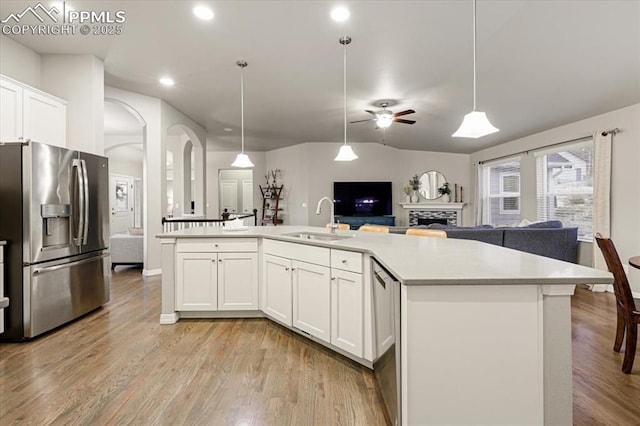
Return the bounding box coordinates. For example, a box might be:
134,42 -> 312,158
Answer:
218,252 -> 258,310
262,254 -> 292,326
0,78 -> 23,141
292,260 -> 331,343
176,252 -> 217,311
23,89 -> 66,147
331,269 -> 364,357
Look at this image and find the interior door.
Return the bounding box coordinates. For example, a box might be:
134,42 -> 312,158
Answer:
220,180 -> 238,213
242,180 -> 253,213
109,174 -> 133,236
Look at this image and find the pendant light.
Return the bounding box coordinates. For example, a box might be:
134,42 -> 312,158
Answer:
335,36 -> 358,161
231,60 -> 254,168
452,0 -> 499,138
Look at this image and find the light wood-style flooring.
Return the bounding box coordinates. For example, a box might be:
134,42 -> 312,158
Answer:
1,269 -> 638,425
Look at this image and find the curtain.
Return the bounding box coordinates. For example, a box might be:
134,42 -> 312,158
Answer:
475,162 -> 483,225
591,131 -> 613,292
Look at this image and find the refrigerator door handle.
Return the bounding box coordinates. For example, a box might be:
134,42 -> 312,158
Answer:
80,159 -> 90,245
72,159 -> 85,246
32,253 -> 110,275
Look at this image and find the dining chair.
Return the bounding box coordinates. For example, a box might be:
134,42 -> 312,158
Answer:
326,223 -> 350,230
358,225 -> 389,233
406,228 -> 447,238
594,233 -> 640,374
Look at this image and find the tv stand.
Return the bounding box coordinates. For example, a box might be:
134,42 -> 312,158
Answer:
334,216 -> 395,230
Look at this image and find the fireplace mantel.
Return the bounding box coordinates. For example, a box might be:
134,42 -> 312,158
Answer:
398,202 -> 466,226
399,202 -> 465,211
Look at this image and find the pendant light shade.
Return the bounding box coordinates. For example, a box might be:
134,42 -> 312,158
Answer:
232,60 -> 254,168
452,0 -> 499,139
335,144 -> 359,161
334,36 -> 358,162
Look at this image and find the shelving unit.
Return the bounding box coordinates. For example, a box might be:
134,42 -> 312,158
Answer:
259,185 -> 284,226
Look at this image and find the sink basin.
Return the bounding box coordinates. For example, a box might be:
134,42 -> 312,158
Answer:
282,232 -> 353,242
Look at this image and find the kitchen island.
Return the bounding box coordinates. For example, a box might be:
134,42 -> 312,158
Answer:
157,226 -> 612,425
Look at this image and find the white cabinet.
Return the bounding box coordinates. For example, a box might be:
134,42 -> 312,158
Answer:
175,239 -> 258,312
176,252 -> 217,310
263,253 -> 293,326
331,268 -> 364,357
218,252 -> 258,310
292,260 -> 331,343
0,75 -> 66,147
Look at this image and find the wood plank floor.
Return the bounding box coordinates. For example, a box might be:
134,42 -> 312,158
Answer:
1,270 -> 638,425
0,268 -> 387,425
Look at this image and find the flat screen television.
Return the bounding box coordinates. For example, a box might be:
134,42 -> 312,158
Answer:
333,181 -> 392,216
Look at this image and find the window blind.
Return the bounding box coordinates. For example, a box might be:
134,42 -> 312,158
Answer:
481,158 -> 522,226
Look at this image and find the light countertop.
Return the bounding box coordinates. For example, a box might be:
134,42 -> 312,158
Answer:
157,226 -> 613,287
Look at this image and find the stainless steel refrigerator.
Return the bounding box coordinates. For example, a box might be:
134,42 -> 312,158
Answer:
0,141 -> 110,341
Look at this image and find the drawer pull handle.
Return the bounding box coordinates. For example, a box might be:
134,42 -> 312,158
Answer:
331,277 -> 336,281
219,259 -> 222,262
285,267 -> 290,271
214,244 -> 219,248
341,259 -> 347,263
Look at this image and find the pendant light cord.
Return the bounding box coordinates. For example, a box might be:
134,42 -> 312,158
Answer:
240,65 -> 245,153
343,37 -> 347,146
473,0 -> 477,111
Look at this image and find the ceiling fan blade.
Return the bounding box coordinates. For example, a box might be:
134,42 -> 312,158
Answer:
393,109 -> 416,117
365,110 -> 377,116
350,118 -> 376,124
394,118 -> 416,125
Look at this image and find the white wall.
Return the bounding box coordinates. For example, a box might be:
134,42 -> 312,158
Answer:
206,151 -> 266,220
470,103 -> 640,293
0,35 -> 41,89
265,142 -> 471,227
41,55 -> 105,155
106,146 -> 143,179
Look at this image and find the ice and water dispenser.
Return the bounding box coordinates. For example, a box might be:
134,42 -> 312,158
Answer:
41,204 -> 71,248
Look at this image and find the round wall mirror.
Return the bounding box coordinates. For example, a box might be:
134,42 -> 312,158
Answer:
418,170 -> 448,200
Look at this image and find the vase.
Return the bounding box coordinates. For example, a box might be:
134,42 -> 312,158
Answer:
442,193 -> 451,203
410,192 -> 420,203
405,194 -> 411,203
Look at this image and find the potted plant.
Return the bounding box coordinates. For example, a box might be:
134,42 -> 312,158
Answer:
409,175 -> 421,203
438,182 -> 452,202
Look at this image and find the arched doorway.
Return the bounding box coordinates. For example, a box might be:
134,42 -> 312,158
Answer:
104,98 -> 147,268
165,124 -> 204,218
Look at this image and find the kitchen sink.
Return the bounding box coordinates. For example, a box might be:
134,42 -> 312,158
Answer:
282,232 -> 353,241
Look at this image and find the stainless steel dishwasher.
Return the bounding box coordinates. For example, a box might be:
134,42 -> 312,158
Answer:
372,259 -> 401,426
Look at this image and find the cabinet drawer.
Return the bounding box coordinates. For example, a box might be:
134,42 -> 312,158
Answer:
263,239 -> 330,266
177,238 -> 258,253
331,249 -> 363,273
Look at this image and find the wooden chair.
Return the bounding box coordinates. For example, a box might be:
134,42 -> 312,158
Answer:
326,223 -> 350,230
406,228 -> 447,238
595,233 -> 640,374
358,225 -> 389,233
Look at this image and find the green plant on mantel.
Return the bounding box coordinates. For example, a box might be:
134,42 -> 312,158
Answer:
409,175 -> 421,191
438,182 -> 451,195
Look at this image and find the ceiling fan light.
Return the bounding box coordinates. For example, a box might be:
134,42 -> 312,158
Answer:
334,144 -> 358,161
452,110 -> 499,138
376,115 -> 393,128
231,152 -> 254,168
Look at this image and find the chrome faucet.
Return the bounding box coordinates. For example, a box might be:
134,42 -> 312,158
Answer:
316,196 -> 336,233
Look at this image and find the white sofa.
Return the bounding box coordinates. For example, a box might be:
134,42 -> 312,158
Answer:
109,230 -> 143,268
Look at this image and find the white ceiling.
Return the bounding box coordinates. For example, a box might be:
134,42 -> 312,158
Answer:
3,0 -> 639,154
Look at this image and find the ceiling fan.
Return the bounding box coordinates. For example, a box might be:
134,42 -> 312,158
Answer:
350,102 -> 416,129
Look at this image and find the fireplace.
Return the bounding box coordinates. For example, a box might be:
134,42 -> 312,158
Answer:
418,218 -> 448,226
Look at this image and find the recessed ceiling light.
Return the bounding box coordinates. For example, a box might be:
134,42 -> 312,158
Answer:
193,5 -> 214,20
331,6 -> 350,22
224,128 -> 233,132
159,77 -> 175,87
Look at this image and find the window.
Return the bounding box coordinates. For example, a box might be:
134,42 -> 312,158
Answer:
481,158 -> 521,226
535,140 -> 593,241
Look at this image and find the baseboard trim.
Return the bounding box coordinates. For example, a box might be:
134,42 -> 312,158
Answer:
159,313 -> 179,324
143,268 -> 162,276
